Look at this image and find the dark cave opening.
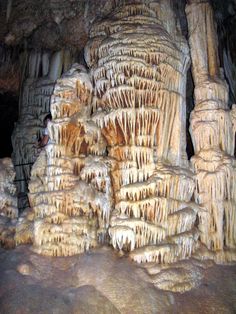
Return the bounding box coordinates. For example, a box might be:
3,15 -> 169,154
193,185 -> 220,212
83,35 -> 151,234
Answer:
0,92 -> 19,158
186,69 -> 195,160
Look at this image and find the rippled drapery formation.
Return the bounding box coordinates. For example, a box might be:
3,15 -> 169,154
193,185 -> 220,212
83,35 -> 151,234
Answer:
86,1 -> 199,264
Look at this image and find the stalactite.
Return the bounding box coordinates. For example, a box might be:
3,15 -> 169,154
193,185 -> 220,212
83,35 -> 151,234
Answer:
6,0 -> 13,22
42,52 -> 50,77
49,51 -> 64,81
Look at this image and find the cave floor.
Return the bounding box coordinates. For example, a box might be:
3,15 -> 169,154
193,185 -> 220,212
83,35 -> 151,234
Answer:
0,245 -> 235,314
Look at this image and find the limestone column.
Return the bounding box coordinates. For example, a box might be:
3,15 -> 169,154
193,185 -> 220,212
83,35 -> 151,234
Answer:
86,1 -> 199,263
186,0 -> 236,261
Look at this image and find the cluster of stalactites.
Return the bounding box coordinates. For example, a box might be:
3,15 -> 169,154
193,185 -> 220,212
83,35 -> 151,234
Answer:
85,1 -> 190,167
11,53 -> 61,246
26,49 -> 76,81
187,0 -> 236,261
85,2 -> 198,264
80,156 -> 114,243
109,163 -> 199,262
26,64 -> 111,256
11,77 -> 55,196
11,48 -> 76,196
11,48 -> 80,210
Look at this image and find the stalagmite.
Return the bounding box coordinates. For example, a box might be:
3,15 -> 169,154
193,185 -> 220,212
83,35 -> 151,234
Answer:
86,0 -> 199,268
186,0 -> 236,262
23,64 -> 111,256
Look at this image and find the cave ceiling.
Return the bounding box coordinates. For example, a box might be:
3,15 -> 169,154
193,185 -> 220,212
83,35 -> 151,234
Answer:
0,0 -> 235,95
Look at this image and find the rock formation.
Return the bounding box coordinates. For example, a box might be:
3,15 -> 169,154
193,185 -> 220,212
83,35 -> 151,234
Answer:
86,0 -> 200,265
186,0 -> 236,262
0,0 -> 235,296
11,49 -> 76,200
26,64 -> 112,256
0,158 -> 18,248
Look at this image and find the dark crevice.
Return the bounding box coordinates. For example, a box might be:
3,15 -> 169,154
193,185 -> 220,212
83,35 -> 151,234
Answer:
0,93 -> 19,158
186,69 -> 195,160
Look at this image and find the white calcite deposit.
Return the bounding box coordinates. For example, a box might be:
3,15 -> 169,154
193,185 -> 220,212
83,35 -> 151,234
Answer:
85,0 -> 200,266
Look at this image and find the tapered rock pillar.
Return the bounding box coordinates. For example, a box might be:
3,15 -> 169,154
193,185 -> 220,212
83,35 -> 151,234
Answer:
86,1 -> 199,263
186,0 -> 236,261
